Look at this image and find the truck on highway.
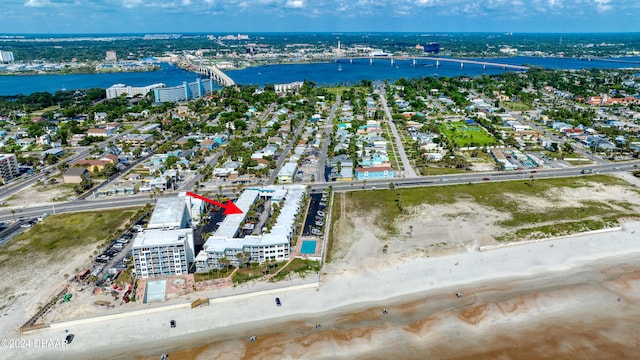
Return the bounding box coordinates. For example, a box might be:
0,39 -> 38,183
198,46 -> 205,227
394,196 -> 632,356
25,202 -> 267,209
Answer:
581,168 -> 593,174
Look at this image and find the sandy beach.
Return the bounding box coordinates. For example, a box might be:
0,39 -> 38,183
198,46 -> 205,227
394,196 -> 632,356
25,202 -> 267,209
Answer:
5,221 -> 640,360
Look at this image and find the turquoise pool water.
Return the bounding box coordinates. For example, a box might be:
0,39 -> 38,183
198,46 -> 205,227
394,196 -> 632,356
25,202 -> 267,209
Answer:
300,240 -> 317,255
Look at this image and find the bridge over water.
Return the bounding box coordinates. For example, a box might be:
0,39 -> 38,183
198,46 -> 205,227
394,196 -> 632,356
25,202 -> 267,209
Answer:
195,65 -> 235,87
335,56 -> 529,71
178,58 -> 235,87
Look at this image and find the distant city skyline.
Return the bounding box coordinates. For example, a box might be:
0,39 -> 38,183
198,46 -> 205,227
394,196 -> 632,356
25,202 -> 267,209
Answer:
0,0 -> 638,34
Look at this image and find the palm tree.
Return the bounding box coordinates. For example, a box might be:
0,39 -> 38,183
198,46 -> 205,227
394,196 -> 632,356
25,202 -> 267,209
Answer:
11,209 -> 16,222
409,225 -> 414,237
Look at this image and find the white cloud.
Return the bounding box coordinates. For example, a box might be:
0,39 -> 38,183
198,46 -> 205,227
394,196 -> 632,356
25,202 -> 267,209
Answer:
24,0 -> 51,7
285,0 -> 304,8
594,0 -> 611,12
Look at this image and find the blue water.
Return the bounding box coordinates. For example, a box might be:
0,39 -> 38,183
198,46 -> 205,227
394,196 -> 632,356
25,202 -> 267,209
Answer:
0,63 -> 205,96
1,56 -> 639,96
300,240 -> 317,255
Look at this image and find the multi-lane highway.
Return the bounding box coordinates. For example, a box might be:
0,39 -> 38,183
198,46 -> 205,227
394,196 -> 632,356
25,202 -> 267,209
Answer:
2,160 -> 637,223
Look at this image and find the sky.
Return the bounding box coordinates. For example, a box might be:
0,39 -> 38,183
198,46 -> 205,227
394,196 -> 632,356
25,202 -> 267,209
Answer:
0,0 -> 639,34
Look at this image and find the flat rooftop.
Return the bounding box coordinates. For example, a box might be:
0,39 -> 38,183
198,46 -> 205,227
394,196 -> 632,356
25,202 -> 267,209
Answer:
133,228 -> 193,248
148,196 -> 187,229
203,185 -> 305,253
213,189 -> 260,238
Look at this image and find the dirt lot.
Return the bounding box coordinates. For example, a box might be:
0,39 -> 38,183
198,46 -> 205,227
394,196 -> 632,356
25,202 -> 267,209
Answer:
3,176 -> 76,211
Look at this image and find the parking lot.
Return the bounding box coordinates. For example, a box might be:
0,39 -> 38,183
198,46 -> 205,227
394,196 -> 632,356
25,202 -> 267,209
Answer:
302,192 -> 328,237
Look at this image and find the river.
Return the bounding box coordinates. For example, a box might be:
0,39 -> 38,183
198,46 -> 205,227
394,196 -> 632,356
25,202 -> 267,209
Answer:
0,56 -> 639,96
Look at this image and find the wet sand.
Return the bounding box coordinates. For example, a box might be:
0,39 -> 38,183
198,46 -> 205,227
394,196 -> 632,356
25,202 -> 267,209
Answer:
150,260 -> 640,360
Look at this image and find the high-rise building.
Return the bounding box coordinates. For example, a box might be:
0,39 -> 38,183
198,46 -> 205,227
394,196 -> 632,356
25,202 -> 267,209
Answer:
0,51 -> 14,63
105,50 -> 117,62
0,154 -> 20,182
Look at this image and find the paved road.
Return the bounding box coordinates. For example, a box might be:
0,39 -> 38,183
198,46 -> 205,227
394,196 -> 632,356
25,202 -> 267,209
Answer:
267,118 -> 307,185
3,161 -> 637,224
378,86 -> 417,178
317,94 -> 341,182
0,121 -> 148,201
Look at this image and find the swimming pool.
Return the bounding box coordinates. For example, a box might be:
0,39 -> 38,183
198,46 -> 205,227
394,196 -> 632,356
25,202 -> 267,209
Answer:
300,240 -> 317,255
144,279 -> 167,303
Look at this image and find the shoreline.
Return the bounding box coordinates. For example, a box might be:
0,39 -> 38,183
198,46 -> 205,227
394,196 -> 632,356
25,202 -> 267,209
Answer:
5,222 -> 640,359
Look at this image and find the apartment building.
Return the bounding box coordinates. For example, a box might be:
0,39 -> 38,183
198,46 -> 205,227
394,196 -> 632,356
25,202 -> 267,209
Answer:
132,229 -> 194,278
195,185 -> 305,272
0,154 -> 20,182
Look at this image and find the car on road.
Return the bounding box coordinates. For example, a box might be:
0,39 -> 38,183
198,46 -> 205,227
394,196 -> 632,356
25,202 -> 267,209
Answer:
170,320 -> 176,328
275,297 -> 281,306
65,334 -> 74,344
482,177 -> 490,181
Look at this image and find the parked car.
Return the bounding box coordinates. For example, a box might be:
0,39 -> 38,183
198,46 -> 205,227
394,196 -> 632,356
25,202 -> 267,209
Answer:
170,320 -> 176,328
275,297 -> 281,306
65,334 -> 74,344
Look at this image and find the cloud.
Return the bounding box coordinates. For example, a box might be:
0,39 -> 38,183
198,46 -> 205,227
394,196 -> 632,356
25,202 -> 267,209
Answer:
285,0 -> 304,8
24,0 -> 51,7
594,0 -> 611,12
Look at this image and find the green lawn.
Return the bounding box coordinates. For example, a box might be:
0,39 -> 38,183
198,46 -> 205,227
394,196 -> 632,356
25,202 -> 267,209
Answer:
438,121 -> 497,147
337,175 -> 640,241
415,166 -> 469,176
502,101 -> 532,111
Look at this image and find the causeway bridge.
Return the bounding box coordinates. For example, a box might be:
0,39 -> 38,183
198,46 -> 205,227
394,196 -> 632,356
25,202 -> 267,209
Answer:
335,56 -> 529,71
194,65 -> 235,87
178,59 -> 235,87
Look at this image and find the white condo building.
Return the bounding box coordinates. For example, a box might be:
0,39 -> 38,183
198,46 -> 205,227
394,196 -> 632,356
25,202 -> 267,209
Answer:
0,51 -> 14,63
132,193 -> 204,279
106,83 -> 165,99
132,229 -> 194,278
195,185 -> 305,272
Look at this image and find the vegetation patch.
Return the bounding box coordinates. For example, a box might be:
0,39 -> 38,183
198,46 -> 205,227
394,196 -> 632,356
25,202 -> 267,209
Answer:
326,193 -> 339,263
194,268 -> 231,282
232,263 -> 265,285
4,208 -> 139,253
346,175 -> 638,239
270,258 -> 320,282
438,121 -> 497,147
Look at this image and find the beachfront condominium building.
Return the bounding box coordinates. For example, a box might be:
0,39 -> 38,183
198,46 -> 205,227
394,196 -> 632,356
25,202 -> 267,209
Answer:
106,83 -> 165,99
0,154 -> 20,182
0,51 -> 15,63
194,185 -> 305,272
132,229 -> 195,278
154,78 -> 216,103
131,193 -> 204,278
